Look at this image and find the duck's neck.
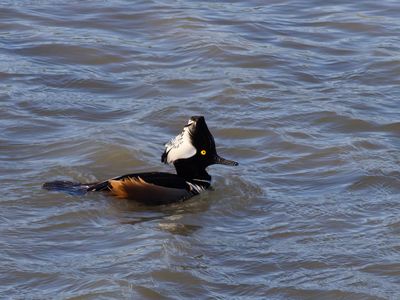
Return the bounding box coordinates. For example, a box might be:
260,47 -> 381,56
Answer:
173,160 -> 211,182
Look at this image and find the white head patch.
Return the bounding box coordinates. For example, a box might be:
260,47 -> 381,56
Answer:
164,120 -> 196,164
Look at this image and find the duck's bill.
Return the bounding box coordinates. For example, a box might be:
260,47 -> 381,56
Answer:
214,155 -> 239,166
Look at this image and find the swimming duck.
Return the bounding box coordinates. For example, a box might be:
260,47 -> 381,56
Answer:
43,116 -> 238,205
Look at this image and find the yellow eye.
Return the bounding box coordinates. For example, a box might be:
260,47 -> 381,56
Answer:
200,150 -> 206,155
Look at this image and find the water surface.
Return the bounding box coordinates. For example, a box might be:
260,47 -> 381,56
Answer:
1,0 -> 400,299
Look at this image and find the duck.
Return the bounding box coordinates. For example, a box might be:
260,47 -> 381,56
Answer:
43,116 -> 238,205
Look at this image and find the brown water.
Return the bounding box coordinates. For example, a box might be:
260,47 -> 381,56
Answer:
1,1 -> 400,299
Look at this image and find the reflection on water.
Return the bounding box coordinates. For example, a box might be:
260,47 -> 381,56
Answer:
1,0 -> 400,299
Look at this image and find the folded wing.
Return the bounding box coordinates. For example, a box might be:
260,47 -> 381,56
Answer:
109,176 -> 192,205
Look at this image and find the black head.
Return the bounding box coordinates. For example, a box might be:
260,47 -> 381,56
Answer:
161,116 -> 238,178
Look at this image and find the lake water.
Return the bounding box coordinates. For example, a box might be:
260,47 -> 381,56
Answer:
1,0 -> 400,299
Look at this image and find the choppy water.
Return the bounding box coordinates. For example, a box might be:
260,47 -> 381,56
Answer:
1,0 -> 400,299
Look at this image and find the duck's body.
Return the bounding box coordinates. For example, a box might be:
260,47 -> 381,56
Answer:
43,116 -> 238,205
87,172 -> 210,205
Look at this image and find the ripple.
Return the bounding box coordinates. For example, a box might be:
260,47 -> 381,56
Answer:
15,43 -> 127,65
348,173 -> 400,193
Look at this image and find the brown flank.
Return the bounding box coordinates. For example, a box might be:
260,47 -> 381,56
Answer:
109,177 -> 191,204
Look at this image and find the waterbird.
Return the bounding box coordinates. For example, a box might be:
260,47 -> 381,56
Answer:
43,116 -> 238,205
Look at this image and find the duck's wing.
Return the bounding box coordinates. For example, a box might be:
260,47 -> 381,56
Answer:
88,172 -> 192,205
109,176 -> 192,204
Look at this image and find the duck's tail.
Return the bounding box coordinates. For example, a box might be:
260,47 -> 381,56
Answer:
42,180 -> 96,195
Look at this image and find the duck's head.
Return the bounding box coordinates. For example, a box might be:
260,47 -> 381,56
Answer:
161,116 -> 238,178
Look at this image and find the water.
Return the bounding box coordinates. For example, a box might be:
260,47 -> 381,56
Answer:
1,0 -> 400,298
